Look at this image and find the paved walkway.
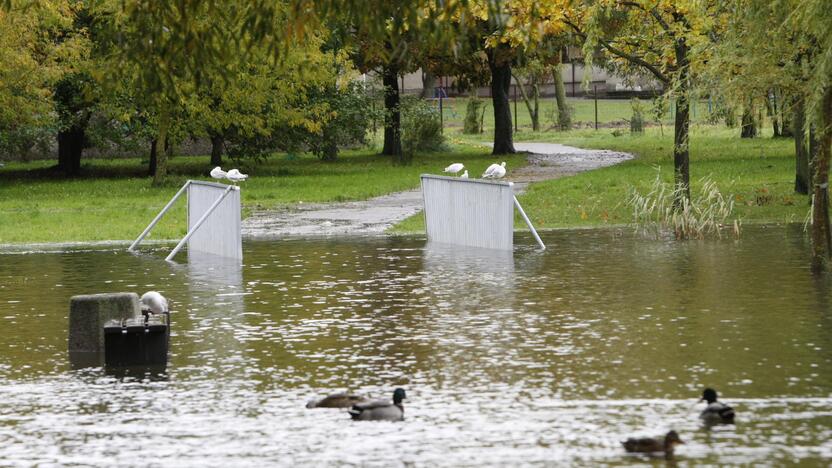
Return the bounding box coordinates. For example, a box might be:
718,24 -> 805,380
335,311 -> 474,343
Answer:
241,143 -> 632,238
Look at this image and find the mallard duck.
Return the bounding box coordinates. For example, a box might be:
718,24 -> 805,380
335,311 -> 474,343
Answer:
622,430 -> 684,454
348,388 -> 406,421
305,392 -> 368,409
700,388 -> 735,424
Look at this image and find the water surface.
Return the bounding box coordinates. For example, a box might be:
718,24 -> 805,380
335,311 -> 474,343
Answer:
1,226 -> 830,466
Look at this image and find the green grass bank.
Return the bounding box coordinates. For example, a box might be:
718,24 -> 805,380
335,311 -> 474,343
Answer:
0,96 -> 810,245
392,124 -> 809,233
0,146 -> 526,244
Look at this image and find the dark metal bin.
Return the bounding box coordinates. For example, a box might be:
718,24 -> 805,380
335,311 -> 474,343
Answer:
103,316 -> 169,367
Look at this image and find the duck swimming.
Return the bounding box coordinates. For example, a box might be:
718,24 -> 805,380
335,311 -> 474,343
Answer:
306,392 -> 369,409
622,430 -> 684,455
700,387 -> 735,424
348,388 -> 406,421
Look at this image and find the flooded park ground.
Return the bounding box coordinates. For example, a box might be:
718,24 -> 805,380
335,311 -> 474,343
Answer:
0,226 -> 830,466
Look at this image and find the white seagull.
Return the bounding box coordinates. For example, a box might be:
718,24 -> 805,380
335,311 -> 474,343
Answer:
226,168 -> 249,183
140,291 -> 169,316
490,162 -> 507,179
459,170 -> 468,179
210,166 -> 227,180
482,161 -> 506,178
443,163 -> 465,175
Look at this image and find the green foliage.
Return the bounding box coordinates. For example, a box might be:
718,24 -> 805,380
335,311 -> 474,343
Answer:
463,97 -> 485,134
0,2 -> 76,157
400,95 -> 446,159
306,82 -> 379,161
629,98 -> 644,134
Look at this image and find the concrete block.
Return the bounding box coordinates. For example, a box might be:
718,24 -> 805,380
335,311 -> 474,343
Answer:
68,293 -> 140,363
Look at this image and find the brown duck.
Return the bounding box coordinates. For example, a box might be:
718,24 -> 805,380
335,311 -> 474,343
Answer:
622,430 -> 684,455
306,392 -> 369,409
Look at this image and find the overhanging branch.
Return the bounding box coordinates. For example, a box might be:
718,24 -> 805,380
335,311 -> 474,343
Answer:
563,17 -> 670,85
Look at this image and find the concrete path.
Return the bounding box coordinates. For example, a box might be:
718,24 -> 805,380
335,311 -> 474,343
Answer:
241,143 -> 632,238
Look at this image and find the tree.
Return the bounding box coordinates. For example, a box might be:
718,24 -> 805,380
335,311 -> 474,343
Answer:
291,1 -> 462,164
460,1 -> 570,154
717,0 -> 831,270
93,0 -> 258,184
50,4 -> 101,176
564,0 -> 721,204
552,61 -> 572,131
0,2 -> 73,160
708,2 -> 814,193
788,0 -> 832,271
513,38 -> 573,132
183,32 -> 347,164
512,57 -> 544,131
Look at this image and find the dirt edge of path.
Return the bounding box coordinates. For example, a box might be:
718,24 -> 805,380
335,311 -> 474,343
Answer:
241,142 -> 633,238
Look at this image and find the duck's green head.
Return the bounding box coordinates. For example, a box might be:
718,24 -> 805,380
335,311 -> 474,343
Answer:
393,388 -> 406,404
665,430 -> 684,447
702,388 -> 718,404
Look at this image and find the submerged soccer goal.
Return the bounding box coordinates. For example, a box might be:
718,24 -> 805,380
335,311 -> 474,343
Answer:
420,174 -> 545,251
128,180 -> 242,261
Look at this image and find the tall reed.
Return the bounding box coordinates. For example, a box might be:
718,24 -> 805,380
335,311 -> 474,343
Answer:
627,169 -> 741,239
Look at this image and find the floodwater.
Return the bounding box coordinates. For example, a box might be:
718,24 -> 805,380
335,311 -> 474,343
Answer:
0,226 -> 830,466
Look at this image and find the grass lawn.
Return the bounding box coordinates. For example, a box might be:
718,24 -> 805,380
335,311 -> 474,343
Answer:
0,145 -> 527,244
0,97 -> 808,245
391,124 -> 810,233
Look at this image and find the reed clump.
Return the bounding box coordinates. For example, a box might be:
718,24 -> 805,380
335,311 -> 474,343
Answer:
627,170 -> 741,239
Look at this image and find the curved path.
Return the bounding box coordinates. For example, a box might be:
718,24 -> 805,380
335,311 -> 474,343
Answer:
241,143 -> 632,238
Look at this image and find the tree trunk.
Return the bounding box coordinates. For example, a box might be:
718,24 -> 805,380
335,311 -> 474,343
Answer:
810,86 -> 832,272
210,134 -> 224,166
381,64 -> 402,162
766,90 -> 781,137
810,124 -> 819,170
532,83 -> 540,131
148,139 -> 157,176
487,45 -> 515,154
793,95 -> 810,194
152,109 -> 169,186
673,39 -> 691,204
420,70 -> 436,99
781,90 -> 794,137
725,110 -> 736,128
741,104 -> 757,138
57,123 -> 85,176
553,64 -> 571,130
321,137 -> 338,162
514,74 -> 539,132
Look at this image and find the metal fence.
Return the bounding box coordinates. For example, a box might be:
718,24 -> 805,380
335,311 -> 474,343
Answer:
186,181 -> 242,260
128,180 -> 242,262
421,175 -> 516,250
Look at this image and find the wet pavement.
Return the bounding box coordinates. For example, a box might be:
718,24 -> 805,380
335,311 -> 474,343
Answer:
241,143 -> 632,238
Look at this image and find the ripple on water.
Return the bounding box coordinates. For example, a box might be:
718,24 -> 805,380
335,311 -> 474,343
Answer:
0,227 -> 830,465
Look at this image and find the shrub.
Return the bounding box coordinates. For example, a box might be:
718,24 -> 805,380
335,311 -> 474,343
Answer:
463,97 -> 485,134
400,95 -> 446,158
307,82 -> 378,161
630,98 -> 644,134
223,81 -> 379,163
